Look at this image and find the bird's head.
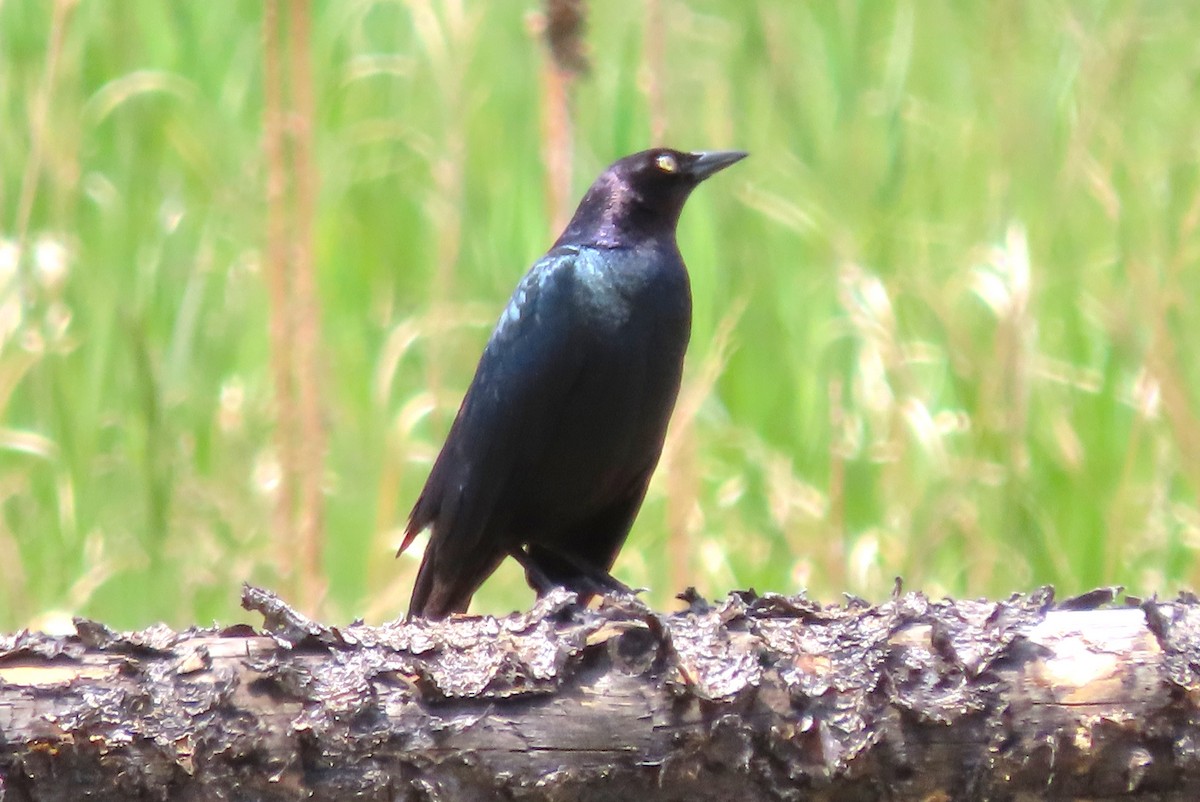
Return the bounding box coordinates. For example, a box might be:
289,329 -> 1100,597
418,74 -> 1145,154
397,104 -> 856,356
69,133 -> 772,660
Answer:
556,148 -> 748,248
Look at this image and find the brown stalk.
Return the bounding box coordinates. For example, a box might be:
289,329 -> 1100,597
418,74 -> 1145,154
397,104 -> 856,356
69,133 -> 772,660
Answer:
261,0 -> 298,594
540,61 -> 573,235
640,0 -> 689,593
286,0 -> 327,613
660,304 -> 744,597
643,0 -> 667,145
537,0 -> 588,234
261,0 -> 326,613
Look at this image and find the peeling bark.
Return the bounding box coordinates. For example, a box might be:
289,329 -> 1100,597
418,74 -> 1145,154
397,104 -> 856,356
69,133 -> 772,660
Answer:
2,585 -> 1200,801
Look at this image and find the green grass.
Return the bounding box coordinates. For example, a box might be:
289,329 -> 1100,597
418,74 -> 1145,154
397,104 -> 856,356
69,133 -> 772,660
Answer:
2,1 -> 1199,629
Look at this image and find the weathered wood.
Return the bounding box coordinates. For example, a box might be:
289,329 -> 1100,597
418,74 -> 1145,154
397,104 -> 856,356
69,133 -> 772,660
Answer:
1,585 -> 1199,801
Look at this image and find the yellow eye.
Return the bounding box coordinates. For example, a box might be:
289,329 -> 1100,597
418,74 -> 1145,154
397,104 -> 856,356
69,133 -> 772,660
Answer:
655,153 -> 678,173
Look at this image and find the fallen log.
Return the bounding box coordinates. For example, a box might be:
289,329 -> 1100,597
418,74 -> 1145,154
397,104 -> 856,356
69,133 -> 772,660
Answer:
1,584 -> 1199,801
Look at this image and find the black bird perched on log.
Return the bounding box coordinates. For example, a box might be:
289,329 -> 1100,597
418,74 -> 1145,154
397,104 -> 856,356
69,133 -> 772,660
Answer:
400,148 -> 747,618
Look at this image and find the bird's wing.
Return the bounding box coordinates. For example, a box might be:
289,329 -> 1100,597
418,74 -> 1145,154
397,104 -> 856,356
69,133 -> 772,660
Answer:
400,248 -> 589,604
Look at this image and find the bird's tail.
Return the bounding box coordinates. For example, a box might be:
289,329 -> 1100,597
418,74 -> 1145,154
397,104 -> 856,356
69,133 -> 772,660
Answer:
407,550 -> 459,619
396,524 -> 420,557
405,536 -> 505,620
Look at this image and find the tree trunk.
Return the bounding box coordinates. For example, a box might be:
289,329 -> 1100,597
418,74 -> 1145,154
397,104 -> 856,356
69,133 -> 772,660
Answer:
1,585 -> 1198,801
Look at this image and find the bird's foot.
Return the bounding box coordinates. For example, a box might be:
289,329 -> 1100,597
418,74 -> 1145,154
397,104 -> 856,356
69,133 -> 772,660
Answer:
561,570 -> 633,601
510,545 -> 636,605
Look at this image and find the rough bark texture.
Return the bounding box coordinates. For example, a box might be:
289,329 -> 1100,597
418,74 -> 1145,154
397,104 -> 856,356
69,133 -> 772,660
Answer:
2,585 -> 1200,801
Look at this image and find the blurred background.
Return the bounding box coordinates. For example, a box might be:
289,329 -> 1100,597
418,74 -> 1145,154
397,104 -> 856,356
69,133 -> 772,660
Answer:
2,1 -> 1199,630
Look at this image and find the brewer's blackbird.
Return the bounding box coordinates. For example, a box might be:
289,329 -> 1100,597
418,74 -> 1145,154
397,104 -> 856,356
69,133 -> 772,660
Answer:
400,147 -> 747,618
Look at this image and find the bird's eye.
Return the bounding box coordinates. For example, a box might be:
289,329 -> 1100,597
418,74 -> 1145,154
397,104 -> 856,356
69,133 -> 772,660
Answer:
655,153 -> 678,173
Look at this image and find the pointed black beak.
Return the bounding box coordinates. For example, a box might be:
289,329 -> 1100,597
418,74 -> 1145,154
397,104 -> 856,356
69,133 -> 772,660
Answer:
687,150 -> 749,181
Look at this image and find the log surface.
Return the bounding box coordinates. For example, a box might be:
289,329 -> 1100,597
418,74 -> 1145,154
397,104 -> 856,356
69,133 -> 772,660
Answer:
2,585 -> 1200,801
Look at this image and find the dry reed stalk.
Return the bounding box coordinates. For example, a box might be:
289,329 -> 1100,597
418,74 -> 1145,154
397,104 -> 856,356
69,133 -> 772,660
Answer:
537,0 -> 588,234
643,0 -> 667,145
261,0 -> 299,595
262,0 -> 326,613
287,0 -> 326,613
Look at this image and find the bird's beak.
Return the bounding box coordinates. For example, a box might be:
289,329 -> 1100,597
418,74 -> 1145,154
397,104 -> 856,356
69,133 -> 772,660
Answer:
687,150 -> 749,181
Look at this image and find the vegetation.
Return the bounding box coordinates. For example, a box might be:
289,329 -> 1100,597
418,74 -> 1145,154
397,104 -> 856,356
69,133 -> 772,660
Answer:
2,1 -> 1198,629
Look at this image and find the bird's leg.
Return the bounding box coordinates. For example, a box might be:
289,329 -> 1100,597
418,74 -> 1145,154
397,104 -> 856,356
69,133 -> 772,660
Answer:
508,546 -> 562,596
517,544 -> 635,599
547,548 -> 634,595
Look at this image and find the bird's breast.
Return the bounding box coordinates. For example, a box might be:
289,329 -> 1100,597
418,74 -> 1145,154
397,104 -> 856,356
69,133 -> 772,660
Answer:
570,245 -> 691,335
511,246 -> 691,510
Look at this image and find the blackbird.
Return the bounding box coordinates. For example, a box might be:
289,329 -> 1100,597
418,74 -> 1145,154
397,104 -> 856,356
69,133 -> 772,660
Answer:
400,148 -> 747,618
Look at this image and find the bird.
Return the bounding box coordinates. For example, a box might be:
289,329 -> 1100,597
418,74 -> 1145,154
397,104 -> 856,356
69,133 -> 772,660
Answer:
399,147 -> 747,618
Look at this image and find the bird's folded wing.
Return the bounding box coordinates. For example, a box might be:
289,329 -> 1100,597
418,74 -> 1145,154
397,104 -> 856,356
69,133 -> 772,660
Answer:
401,248 -> 587,560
